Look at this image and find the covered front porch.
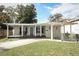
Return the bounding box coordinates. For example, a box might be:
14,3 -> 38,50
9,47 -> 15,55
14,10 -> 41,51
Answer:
7,23 -> 46,38
6,22 -> 63,40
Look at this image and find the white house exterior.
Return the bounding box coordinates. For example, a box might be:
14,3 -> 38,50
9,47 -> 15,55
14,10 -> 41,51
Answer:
6,20 -> 78,41
6,22 -> 63,40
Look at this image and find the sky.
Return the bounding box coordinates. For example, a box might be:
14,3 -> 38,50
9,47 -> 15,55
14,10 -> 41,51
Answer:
34,3 -> 79,23
34,3 -> 61,23
0,3 -> 79,34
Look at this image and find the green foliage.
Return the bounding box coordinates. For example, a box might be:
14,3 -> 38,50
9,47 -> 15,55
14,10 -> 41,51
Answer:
0,4 -> 37,23
0,12 -> 11,23
5,6 -> 17,23
69,34 -> 76,39
16,4 -> 37,23
0,5 -> 13,23
0,5 -> 5,12
0,38 -> 15,42
76,34 -> 79,39
65,33 -> 70,39
65,33 -> 76,40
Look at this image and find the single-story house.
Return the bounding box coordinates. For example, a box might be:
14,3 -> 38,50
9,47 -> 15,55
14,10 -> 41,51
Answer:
6,20 -> 78,40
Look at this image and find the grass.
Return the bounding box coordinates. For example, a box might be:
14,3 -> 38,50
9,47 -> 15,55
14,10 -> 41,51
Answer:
0,38 -> 17,42
0,40 -> 79,56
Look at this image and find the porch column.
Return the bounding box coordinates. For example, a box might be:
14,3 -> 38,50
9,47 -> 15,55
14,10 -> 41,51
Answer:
70,24 -> 72,40
13,28 -> 15,37
7,25 -> 9,37
21,25 -> 23,36
61,24 -> 65,41
12,29 -> 14,37
51,24 -> 53,40
40,25 -> 42,36
34,25 -> 36,36
28,27 -> 30,36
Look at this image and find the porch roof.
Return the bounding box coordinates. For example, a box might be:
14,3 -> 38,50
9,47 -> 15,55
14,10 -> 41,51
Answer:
5,19 -> 79,26
6,22 -> 62,26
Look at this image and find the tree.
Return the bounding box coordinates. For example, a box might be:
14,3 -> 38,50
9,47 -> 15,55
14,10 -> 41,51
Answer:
0,12 -> 11,23
0,5 -> 11,23
16,4 -> 37,23
0,5 -> 5,12
4,6 -> 17,23
0,4 -> 37,23
48,13 -> 63,22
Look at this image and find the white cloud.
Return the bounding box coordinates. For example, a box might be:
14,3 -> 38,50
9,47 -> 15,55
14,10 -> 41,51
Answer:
46,3 -> 79,18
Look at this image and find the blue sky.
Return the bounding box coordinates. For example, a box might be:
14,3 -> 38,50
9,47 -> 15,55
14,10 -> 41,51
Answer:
34,3 -> 61,23
34,3 -> 79,23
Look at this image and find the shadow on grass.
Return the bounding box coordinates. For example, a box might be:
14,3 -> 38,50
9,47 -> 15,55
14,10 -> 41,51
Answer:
0,47 -> 9,52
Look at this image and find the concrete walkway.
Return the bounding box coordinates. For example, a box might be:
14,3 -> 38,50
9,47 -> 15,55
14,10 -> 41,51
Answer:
0,39 -> 41,49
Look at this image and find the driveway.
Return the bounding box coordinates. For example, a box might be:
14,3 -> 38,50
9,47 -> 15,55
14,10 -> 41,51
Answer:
0,39 -> 41,50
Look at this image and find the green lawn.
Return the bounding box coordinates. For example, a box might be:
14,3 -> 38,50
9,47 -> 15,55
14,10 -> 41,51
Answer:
0,40 -> 79,56
0,38 -> 18,42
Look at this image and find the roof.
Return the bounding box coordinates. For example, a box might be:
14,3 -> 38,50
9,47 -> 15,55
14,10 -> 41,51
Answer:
6,22 -> 62,26
4,19 -> 79,26
63,19 -> 79,25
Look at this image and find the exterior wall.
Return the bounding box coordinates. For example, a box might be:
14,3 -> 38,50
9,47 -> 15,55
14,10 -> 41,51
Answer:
45,25 -> 61,39
24,26 -> 46,37
53,26 -> 61,39
23,26 -> 35,36
13,26 -> 20,35
45,25 -> 51,38
11,25 -> 61,39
